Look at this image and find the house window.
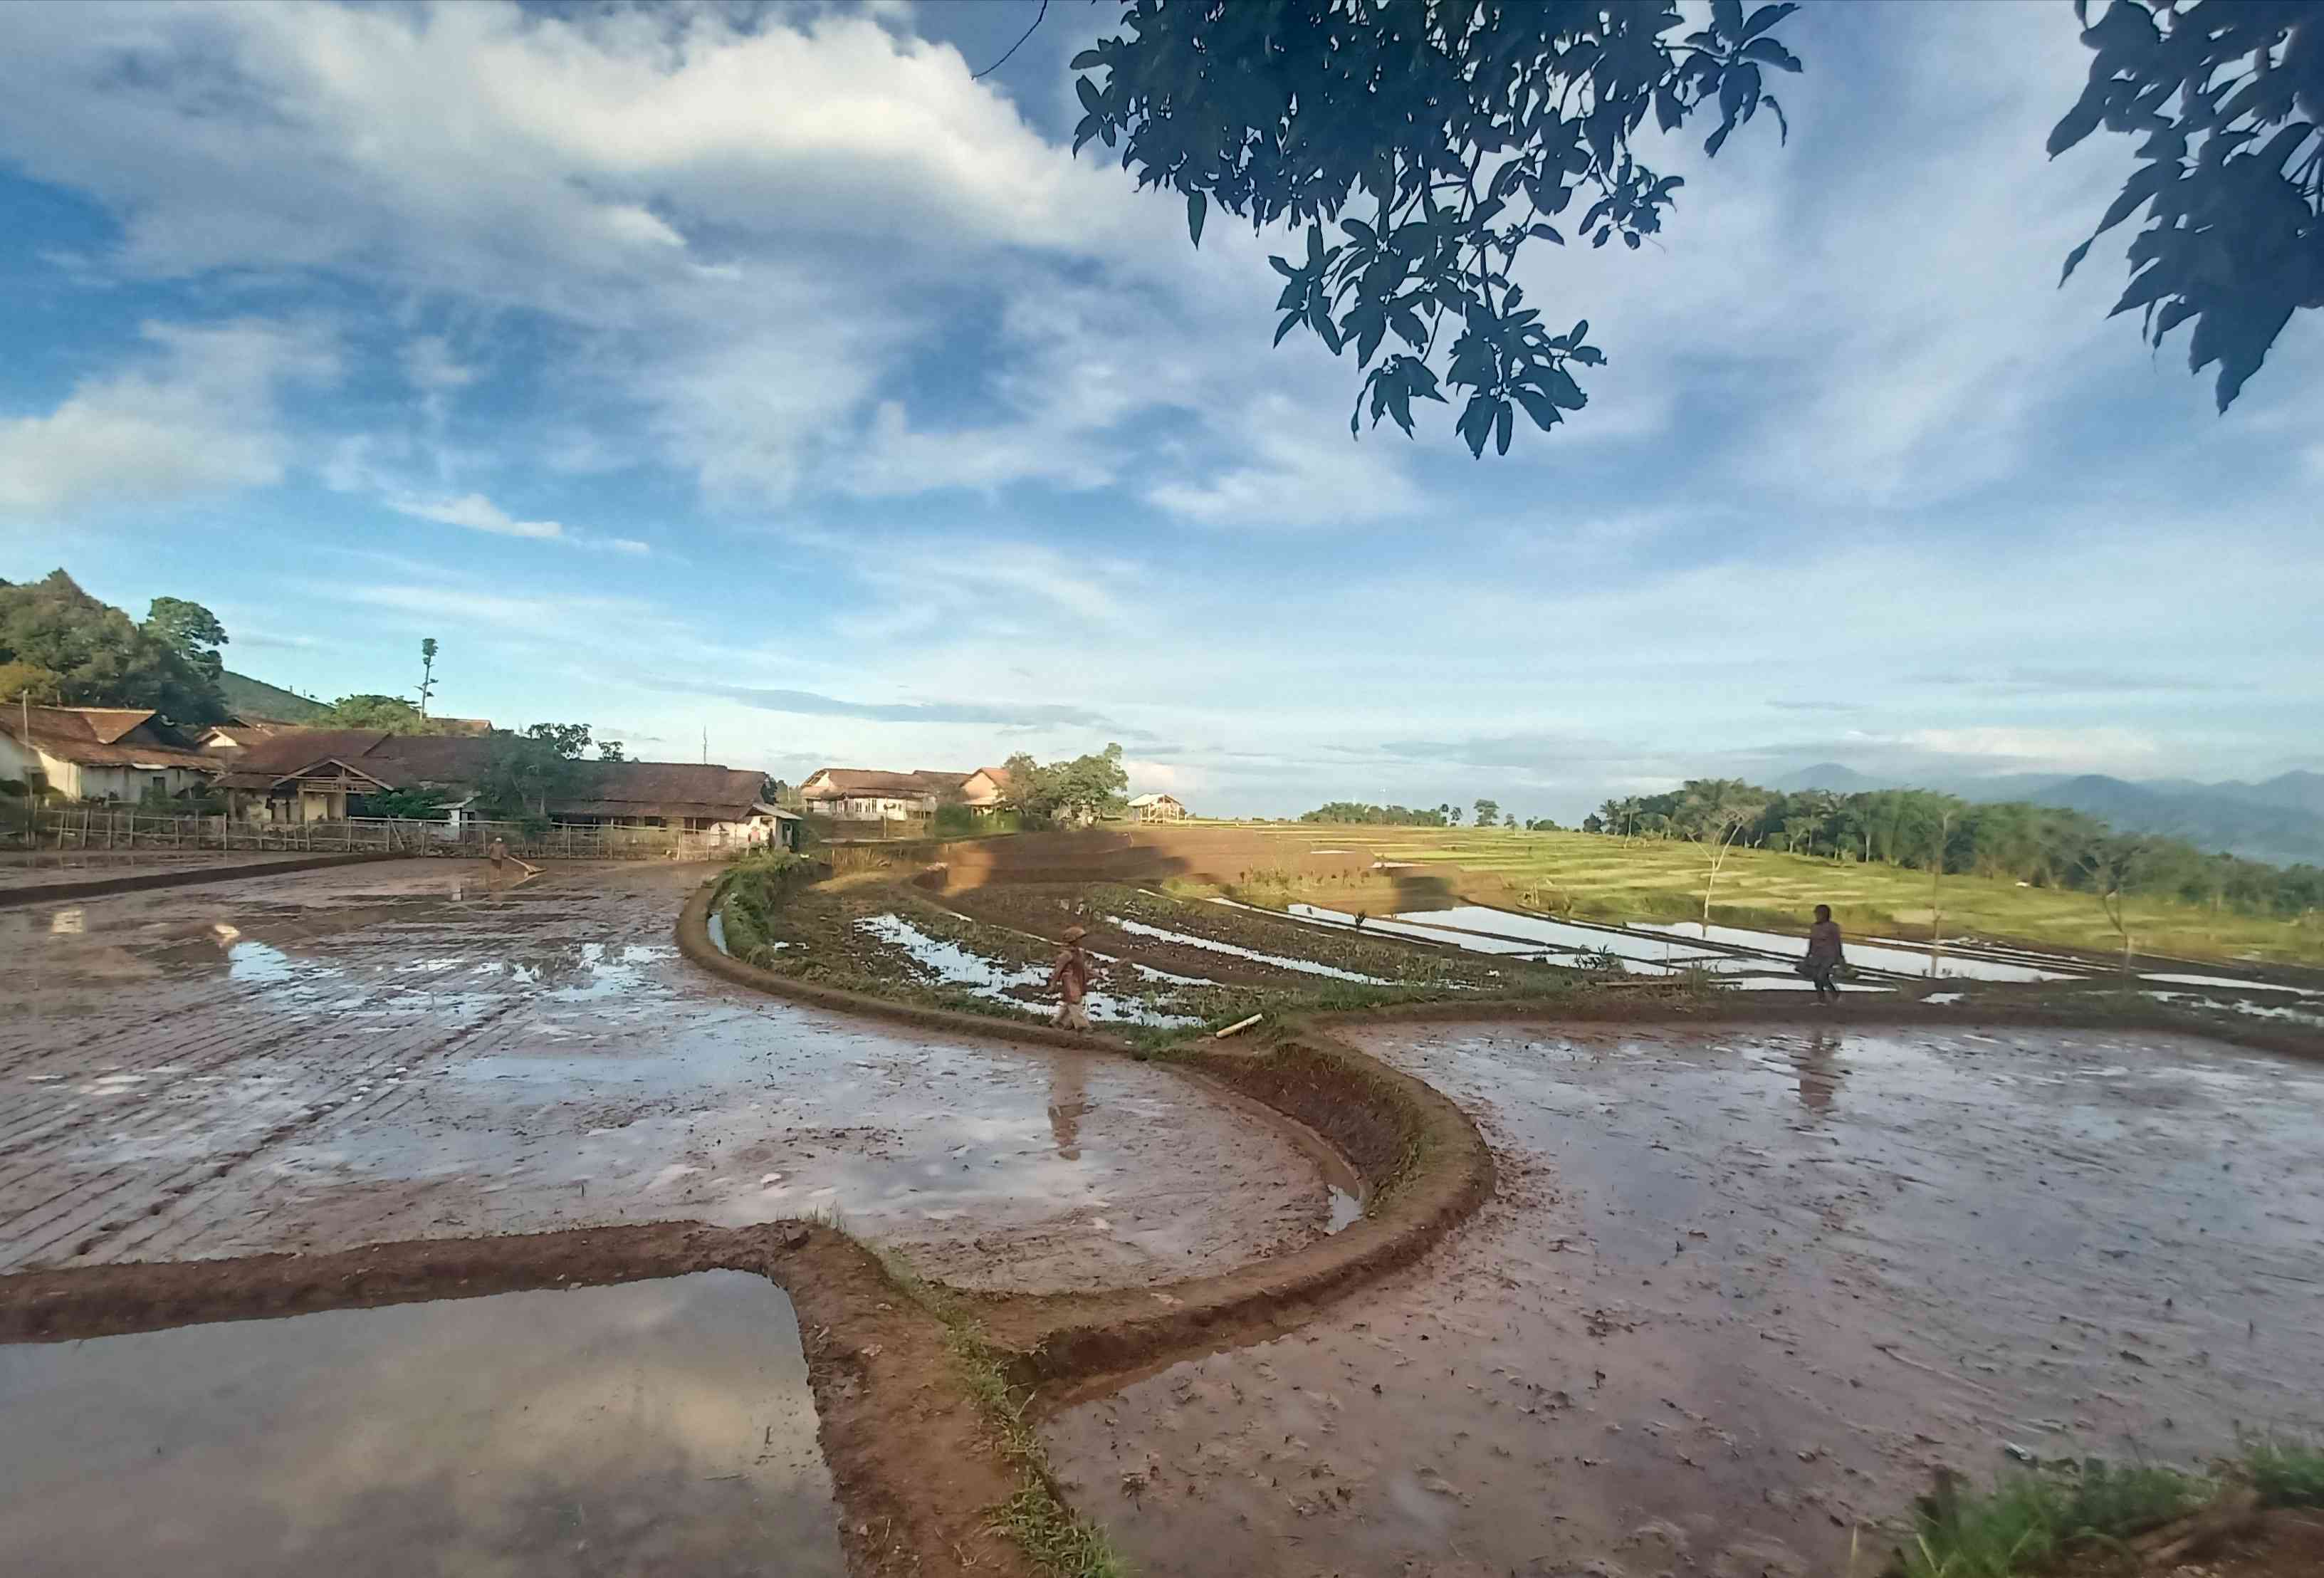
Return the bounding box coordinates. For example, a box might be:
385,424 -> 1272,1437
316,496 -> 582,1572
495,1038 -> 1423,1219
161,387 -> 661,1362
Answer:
150,775 -> 168,794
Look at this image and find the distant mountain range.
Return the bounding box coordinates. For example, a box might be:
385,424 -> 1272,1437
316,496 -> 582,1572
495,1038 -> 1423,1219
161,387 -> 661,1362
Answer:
1774,763 -> 2324,867
219,669 -> 329,722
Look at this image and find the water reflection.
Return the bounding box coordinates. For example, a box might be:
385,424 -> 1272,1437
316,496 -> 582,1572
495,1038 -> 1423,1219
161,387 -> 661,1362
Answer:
0,1272 -> 846,1578
1047,1054 -> 1090,1161
1794,1028 -> 1843,1117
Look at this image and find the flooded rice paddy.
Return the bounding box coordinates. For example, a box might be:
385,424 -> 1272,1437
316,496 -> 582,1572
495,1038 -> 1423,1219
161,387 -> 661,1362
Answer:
0,1270 -> 842,1577
0,862 -> 1344,1290
1045,1022 -> 2324,1577
854,911 -> 1200,1027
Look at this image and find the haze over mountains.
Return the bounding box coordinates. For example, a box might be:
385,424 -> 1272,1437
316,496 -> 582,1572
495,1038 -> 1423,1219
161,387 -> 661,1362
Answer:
1776,764 -> 2324,868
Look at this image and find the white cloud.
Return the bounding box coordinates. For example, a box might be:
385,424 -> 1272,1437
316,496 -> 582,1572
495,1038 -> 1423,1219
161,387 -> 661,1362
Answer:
381,488 -> 652,555
1891,726 -> 2164,775
0,320 -> 335,517
388,491 -> 564,541
1145,395 -> 1422,526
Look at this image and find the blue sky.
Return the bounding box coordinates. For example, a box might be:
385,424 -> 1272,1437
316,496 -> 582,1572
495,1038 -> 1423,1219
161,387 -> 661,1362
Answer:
1,1 -> 2315,820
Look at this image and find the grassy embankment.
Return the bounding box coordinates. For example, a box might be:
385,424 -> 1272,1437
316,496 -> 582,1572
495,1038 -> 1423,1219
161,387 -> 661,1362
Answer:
1888,1436 -> 2324,1576
1208,825 -> 2324,970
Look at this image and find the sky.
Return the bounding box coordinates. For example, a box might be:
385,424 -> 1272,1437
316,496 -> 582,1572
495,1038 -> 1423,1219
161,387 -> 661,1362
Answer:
1,0 -> 2316,822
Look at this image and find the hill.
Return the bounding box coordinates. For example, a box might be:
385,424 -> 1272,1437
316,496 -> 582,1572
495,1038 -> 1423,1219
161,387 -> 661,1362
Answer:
1772,762 -> 1891,794
218,669 -> 328,722
1777,764 -> 2324,868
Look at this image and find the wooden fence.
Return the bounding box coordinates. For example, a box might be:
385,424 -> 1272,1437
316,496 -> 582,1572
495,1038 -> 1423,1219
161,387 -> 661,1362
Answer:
23,808 -> 743,862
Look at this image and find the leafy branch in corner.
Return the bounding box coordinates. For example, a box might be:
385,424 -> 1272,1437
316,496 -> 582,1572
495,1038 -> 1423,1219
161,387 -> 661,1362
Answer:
1069,0 -> 1802,455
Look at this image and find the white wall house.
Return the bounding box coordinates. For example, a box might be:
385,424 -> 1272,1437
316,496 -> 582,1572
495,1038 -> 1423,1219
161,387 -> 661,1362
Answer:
0,707 -> 218,802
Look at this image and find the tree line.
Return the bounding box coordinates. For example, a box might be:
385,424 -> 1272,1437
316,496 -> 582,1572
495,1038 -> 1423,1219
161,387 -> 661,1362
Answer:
1588,778 -> 2323,921
1300,800 -> 1561,831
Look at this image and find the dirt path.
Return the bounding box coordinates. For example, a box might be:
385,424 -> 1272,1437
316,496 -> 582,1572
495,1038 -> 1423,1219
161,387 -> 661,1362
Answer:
1042,1022 -> 2324,1576
0,862 -> 1338,1291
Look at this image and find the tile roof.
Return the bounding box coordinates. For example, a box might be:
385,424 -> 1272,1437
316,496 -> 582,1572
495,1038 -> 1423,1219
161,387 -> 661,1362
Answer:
1,706 -> 216,770
208,730 -> 763,817
802,767 -> 968,797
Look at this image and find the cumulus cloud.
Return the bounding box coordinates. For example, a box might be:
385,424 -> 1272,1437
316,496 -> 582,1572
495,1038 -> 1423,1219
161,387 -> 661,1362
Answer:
0,320 -> 335,517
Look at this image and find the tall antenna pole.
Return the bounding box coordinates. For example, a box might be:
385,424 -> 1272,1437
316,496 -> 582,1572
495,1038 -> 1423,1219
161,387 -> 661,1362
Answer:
701,725 -> 708,765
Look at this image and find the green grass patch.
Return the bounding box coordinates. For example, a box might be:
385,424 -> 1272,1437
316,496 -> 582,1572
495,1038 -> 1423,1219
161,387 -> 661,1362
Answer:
2241,1432 -> 2324,1508
1886,1435 -> 2324,1577
876,1254 -> 1128,1578
1894,1459 -> 2207,1577
1205,825 -> 2324,969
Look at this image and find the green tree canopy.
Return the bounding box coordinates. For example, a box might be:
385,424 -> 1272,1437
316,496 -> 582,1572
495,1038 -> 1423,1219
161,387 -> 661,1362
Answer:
1072,0 -> 1802,454
1075,0 -> 2313,449
0,570 -> 226,723
318,694 -> 434,733
473,723 -> 596,818
0,659 -> 62,704
143,597 -> 229,681
998,742 -> 1131,825
2051,0 -> 2323,411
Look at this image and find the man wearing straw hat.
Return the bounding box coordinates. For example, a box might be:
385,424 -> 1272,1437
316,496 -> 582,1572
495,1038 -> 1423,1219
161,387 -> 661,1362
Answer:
1049,926 -> 1094,1031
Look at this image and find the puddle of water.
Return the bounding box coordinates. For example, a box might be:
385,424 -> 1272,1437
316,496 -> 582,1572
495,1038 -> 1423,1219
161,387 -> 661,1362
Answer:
0,1271 -> 844,1577
1639,921 -> 2079,982
1106,915 -> 1391,985
1714,975 -> 1893,993
706,909 -> 728,953
1241,898 -> 1715,976
1326,1184 -> 1365,1231
2143,972 -> 2315,996
2147,991 -> 2324,1030
858,913 -> 1199,1027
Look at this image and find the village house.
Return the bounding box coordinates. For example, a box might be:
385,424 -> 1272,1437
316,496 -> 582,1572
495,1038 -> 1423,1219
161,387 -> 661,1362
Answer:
0,706 -> 219,803
797,767 -> 971,821
958,765 -> 1015,808
209,729 -> 794,846
1127,792 -> 1190,823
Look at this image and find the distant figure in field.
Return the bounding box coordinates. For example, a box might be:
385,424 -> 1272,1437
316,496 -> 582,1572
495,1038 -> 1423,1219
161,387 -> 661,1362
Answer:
488,835 -> 509,872
1050,926 -> 1094,1032
1802,904 -> 1846,1003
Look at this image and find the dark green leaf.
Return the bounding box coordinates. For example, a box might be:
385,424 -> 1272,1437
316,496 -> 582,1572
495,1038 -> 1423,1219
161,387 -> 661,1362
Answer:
1741,3 -> 1798,39
2059,237 -> 2093,285
1738,37 -> 1802,73
1186,191 -> 1207,248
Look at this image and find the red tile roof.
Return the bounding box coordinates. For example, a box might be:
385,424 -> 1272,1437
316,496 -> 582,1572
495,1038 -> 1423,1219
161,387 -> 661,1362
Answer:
1,707 -> 216,770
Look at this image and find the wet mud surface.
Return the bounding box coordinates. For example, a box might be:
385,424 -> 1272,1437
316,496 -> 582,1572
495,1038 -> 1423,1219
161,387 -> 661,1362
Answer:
0,1268 -> 844,1577
0,862 -> 1338,1291
1043,1023 -> 2324,1576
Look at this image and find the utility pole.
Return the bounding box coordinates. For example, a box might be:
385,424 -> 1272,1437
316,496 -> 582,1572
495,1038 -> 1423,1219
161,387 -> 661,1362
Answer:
701,725 -> 708,766
417,638 -> 439,719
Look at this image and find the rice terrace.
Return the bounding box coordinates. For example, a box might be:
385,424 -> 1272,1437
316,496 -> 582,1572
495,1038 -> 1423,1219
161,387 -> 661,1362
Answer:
6,0 -> 2324,1573
5,815 -> 2320,1577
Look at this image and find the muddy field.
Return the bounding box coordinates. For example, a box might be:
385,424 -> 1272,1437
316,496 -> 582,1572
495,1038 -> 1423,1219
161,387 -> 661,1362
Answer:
727,876 -> 1574,1039
1043,1022 -> 2324,1576
0,860 -> 1345,1291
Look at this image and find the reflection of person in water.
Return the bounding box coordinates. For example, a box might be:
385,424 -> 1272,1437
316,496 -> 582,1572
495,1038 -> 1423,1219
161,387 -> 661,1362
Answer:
1047,1054 -> 1089,1161
1796,1028 -> 1842,1117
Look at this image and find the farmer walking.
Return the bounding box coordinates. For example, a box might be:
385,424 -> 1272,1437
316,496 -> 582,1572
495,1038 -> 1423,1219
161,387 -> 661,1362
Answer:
1802,904 -> 1846,1003
1050,926 -> 1094,1032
